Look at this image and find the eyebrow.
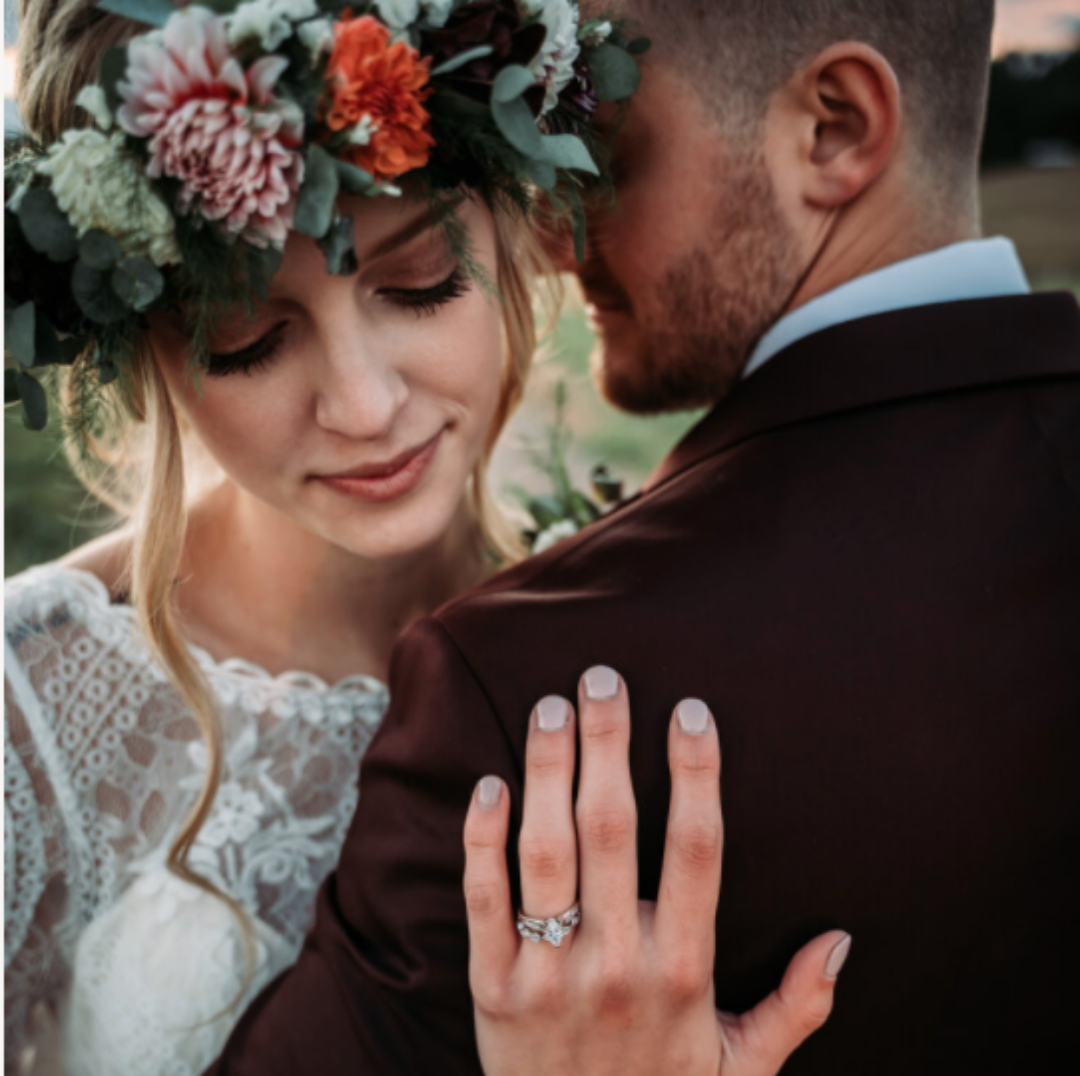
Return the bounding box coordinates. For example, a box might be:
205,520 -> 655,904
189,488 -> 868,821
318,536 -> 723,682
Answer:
364,194 -> 467,263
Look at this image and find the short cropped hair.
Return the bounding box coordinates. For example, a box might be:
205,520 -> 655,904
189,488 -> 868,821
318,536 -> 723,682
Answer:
635,0 -> 995,181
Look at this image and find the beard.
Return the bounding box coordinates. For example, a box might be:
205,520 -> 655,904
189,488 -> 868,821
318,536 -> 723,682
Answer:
592,155 -> 804,416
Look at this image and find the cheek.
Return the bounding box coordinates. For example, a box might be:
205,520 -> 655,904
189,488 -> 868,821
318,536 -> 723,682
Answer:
406,288 -> 505,443
166,365 -> 308,488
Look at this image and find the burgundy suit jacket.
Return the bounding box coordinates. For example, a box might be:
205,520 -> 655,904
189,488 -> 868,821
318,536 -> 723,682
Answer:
208,294 -> 1080,1073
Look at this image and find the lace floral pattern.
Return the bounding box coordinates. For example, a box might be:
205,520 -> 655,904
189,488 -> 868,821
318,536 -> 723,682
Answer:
4,564 -> 388,1074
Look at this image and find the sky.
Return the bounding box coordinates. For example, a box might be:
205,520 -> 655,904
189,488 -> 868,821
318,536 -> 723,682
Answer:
994,0 -> 1080,53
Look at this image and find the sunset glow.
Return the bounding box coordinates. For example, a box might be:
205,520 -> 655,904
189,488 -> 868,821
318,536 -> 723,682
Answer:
994,0 -> 1080,55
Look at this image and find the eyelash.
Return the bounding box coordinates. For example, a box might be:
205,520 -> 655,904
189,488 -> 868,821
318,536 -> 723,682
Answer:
206,266 -> 471,377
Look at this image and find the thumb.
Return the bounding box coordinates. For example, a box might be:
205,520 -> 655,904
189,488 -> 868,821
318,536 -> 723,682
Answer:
721,931 -> 851,1076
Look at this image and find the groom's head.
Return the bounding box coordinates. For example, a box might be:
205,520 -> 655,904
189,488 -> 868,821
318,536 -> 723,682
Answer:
578,0 -> 996,414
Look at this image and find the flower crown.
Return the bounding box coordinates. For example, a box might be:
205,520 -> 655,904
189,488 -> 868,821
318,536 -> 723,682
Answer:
4,0 -> 646,433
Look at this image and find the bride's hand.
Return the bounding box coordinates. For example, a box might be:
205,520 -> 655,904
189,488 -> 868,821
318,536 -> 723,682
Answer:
463,667 -> 850,1076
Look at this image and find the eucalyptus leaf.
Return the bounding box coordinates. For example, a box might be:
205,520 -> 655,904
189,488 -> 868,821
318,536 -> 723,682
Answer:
491,96 -> 543,158
95,0 -> 177,28
294,145 -> 339,239
627,37 -> 652,56
111,256 -> 164,311
17,188 -> 79,262
248,245 -> 284,303
587,43 -> 641,101
98,359 -> 119,385
528,495 -> 566,531
5,368 -> 21,405
5,303 -> 36,368
430,45 -> 494,78
72,263 -> 128,324
79,230 -> 122,271
317,216 -> 359,277
492,64 -> 536,104
525,159 -> 557,192
537,134 -> 598,175
16,371 -> 48,431
334,159 -> 375,195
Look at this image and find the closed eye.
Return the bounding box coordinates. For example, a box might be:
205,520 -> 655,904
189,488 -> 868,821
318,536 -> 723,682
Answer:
379,265 -> 470,316
207,322 -> 289,378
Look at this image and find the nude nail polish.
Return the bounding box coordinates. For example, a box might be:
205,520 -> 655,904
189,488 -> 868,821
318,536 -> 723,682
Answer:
478,776 -> 503,810
677,698 -> 710,735
583,666 -> 619,700
537,696 -> 569,731
825,934 -> 852,980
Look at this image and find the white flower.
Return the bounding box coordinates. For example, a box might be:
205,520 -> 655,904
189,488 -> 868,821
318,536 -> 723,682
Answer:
521,0 -> 581,114
35,128 -> 181,266
75,84 -> 114,131
297,16 -> 334,60
345,113 -> 380,146
532,518 -> 579,554
226,0 -> 319,51
582,20 -> 612,46
374,0 -> 456,30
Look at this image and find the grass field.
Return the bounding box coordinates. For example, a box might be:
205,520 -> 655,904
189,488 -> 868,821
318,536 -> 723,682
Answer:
6,167 -> 1079,577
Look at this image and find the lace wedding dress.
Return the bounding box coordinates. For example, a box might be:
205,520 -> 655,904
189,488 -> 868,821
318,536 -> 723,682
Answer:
4,564 -> 389,1075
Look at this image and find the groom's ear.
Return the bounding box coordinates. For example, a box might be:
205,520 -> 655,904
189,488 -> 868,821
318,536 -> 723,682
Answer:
769,42 -> 901,211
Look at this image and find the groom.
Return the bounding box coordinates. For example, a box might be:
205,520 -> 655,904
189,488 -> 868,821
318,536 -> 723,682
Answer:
210,1 -> 1080,1072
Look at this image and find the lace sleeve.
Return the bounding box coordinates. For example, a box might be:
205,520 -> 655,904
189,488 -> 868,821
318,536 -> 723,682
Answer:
4,633 -> 93,1071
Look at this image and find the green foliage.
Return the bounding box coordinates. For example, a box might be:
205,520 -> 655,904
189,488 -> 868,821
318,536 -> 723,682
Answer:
587,43 -> 641,102
96,0 -> 177,27
79,231 -> 123,272
17,189 -> 79,262
294,145 -> 340,239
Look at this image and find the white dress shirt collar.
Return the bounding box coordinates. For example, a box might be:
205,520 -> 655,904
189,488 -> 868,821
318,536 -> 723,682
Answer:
744,237 -> 1031,379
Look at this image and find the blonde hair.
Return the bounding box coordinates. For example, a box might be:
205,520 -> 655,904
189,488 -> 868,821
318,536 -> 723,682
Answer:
18,0 -> 557,1005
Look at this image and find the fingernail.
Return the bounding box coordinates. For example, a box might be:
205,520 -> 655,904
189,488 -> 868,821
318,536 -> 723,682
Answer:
478,776 -> 503,810
536,696 -> 569,731
583,665 -> 619,700
824,934 -> 852,980
676,698 -> 710,735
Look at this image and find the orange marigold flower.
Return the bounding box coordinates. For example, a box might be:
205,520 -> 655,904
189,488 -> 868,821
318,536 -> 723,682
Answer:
323,15 -> 435,183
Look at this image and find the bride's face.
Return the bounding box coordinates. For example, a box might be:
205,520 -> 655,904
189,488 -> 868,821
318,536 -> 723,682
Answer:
148,194 -> 505,561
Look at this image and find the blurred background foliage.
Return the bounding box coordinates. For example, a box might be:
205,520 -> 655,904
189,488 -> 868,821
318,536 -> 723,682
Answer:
7,45 -> 1080,577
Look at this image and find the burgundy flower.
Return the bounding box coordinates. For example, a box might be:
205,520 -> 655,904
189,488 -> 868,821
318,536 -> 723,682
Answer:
422,0 -> 547,107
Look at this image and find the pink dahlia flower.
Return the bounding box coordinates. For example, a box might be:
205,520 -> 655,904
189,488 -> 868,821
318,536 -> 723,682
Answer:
117,7 -> 304,247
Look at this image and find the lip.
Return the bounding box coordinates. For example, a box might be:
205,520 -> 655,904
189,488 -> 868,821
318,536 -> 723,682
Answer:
315,429 -> 445,504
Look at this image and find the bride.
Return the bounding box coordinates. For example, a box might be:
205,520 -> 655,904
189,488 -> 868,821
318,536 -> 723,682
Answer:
5,3 -> 845,1074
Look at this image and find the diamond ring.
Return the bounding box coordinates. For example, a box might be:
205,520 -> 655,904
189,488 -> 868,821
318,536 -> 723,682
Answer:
516,903 -> 581,948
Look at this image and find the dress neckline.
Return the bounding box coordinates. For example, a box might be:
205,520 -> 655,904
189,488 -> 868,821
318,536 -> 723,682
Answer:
9,562 -> 390,701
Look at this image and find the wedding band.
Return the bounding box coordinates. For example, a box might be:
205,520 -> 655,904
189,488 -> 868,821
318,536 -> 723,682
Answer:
516,903 -> 581,948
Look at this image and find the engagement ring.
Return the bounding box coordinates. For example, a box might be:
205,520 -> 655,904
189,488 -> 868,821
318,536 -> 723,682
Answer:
516,904 -> 582,948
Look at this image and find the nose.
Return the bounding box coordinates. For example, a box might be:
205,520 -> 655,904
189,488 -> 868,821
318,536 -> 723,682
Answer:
313,338 -> 409,443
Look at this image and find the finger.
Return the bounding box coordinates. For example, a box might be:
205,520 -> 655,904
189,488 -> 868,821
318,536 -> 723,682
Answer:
655,699 -> 723,959
518,696 -> 579,921
723,931 -> 851,1076
575,666 -> 638,936
463,776 -> 518,998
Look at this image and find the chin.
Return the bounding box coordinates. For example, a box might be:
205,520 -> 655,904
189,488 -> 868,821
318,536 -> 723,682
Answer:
589,334 -> 668,417
325,490 -> 465,563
